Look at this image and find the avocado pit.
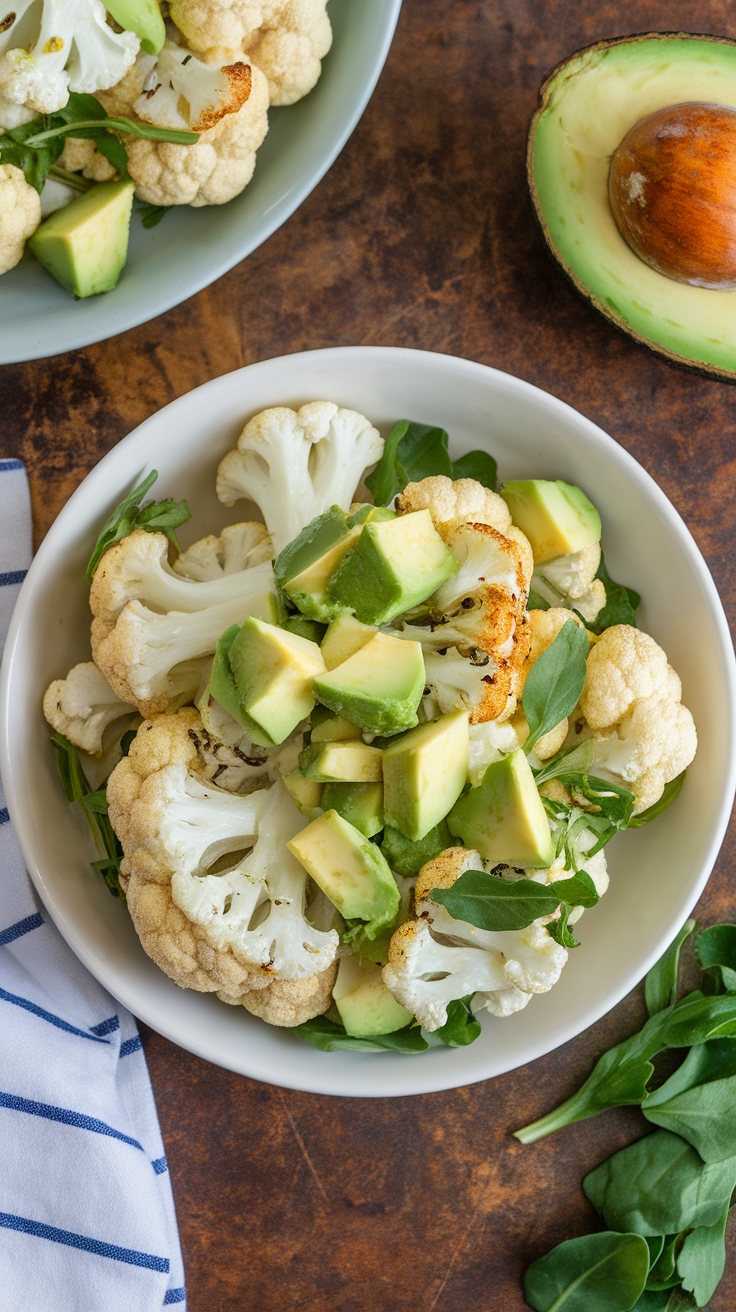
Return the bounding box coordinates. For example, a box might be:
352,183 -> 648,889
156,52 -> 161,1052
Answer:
609,101 -> 736,290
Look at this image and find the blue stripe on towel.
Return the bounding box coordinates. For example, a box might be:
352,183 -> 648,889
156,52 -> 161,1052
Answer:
0,570 -> 27,587
0,987 -> 109,1043
0,1212 -> 169,1272
0,1091 -> 143,1150
151,1157 -> 168,1176
0,808 -> 9,825
89,1015 -> 119,1036
0,913 -> 43,944
120,1036 -> 143,1058
163,1288 -> 186,1304
0,460 -> 24,472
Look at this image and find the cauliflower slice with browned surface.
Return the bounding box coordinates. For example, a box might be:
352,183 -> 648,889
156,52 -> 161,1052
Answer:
576,624 -> 697,811
43,661 -> 135,755
382,848 -> 568,1031
0,163 -> 40,273
107,708 -> 338,999
168,0 -> 331,105
218,963 -> 337,1026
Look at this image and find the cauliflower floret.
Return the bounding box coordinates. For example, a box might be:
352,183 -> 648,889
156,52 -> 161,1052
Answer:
168,0 -> 332,105
57,137 -> 118,182
0,0 -> 139,117
396,476 -> 512,536
43,661 -> 135,754
99,50 -> 270,207
573,625 -> 697,812
382,848 -> 568,1031
174,522 -> 272,580
216,402 -> 384,555
532,542 -> 606,624
107,709 -> 338,995
467,718 -> 523,786
0,162 -> 40,273
131,39 -> 252,131
218,960 -> 337,1025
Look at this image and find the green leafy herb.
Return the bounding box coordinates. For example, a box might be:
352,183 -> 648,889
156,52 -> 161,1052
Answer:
630,775 -> 686,829
642,1039 -> 736,1162
584,551 -> 641,635
645,920 -> 697,1017
676,1200 -> 729,1307
431,869 -> 560,932
50,731 -> 124,900
523,1231 -> 650,1312
434,995 -> 481,1047
646,1235 -> 681,1291
527,588 -> 551,612
136,201 -> 171,229
548,870 -> 600,908
695,924 -> 736,996
0,92 -> 198,198
545,902 -> 581,950
583,1129 -> 736,1237
293,1015 -> 428,1053
522,621 -> 590,754
86,470 -> 191,579
380,820 -> 452,877
365,420 -> 497,505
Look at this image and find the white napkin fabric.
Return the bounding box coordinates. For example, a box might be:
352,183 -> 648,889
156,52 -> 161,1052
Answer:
0,459 -> 186,1310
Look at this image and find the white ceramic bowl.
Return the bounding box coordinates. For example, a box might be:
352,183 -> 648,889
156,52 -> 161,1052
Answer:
2,346 -> 734,1097
0,0 -> 401,364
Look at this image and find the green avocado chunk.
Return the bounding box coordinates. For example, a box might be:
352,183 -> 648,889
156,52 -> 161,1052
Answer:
298,739 -> 383,784
321,613 -> 377,670
382,710 -> 469,842
328,510 -> 457,625
275,506 -> 394,623
500,480 -> 601,563
528,34 -> 736,381
321,781 -> 383,838
447,749 -> 554,867
310,708 -> 363,742
104,0 -> 165,53
332,955 -> 413,1037
314,632 -> 425,736
29,181 -> 135,298
288,810 -> 400,936
380,819 -> 452,876
227,616 -> 325,745
283,770 -> 323,817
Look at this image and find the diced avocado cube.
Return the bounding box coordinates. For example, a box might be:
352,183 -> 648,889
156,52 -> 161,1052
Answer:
284,525 -> 363,621
314,632 -> 425,736
284,615 -> 327,643
204,624 -> 246,726
283,770 -> 323,817
328,510 -> 458,625
104,0 -> 165,52
447,749 -> 554,866
274,507 -> 358,622
332,955 -> 413,1037
310,709 -> 363,743
248,590 -> 284,626
287,810 -> 400,935
321,613 -> 377,670
347,505 -> 397,526
228,616 -> 325,745
321,782 -> 384,837
380,819 -> 452,876
299,740 -> 383,784
29,181 -> 135,298
500,480 -> 601,564
382,710 -> 469,842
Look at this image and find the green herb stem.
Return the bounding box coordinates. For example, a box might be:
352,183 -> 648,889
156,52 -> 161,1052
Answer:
25,119 -> 199,147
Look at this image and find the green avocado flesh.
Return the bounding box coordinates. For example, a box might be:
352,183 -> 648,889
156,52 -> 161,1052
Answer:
321,781 -> 384,837
314,632 -> 425,736
29,181 -> 135,297
104,0 -> 165,52
329,510 -> 457,625
500,480 -> 600,563
448,749 -> 554,866
382,711 -> 469,842
283,770 -> 322,816
380,820 -> 452,876
288,810 -> 400,935
299,739 -> 383,783
332,956 -> 413,1037
228,617 -> 324,745
530,35 -> 736,377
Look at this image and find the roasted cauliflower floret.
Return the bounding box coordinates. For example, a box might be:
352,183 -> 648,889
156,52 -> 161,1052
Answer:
218,960 -> 337,1025
0,163 -> 40,274
107,708 -> 338,996
174,522 -> 272,580
43,661 -> 135,754
532,541 -> 606,624
382,848 -> 568,1031
396,475 -> 512,536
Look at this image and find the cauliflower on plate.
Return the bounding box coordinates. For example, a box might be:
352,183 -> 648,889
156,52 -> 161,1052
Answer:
173,521 -> 272,580
168,0 -> 332,105
532,541 -> 606,624
0,163 -> 40,273
107,708 -> 339,1000
218,961 -> 337,1026
43,661 -> 136,754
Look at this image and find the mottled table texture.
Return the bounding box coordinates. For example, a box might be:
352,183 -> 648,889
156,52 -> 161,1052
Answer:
4,0 -> 736,1307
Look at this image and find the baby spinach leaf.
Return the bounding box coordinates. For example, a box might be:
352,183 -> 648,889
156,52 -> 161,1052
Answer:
523,1231 -> 649,1311
435,995 -> 481,1047
583,1130 -> 736,1237
365,419 -> 496,504
293,1016 -> 429,1053
450,449 -> 498,490
86,470 -> 191,578
584,552 -> 641,635
695,924 -> 736,996
629,774 -> 686,829
645,920 -> 697,1018
522,621 -> 590,754
546,902 -> 581,950
643,1068 -> 736,1163
430,869 -> 560,932
645,1235 -> 682,1290
50,731 -> 125,901
634,1293 -> 697,1311
549,870 -> 600,908
380,820 -> 452,876
137,201 -> 171,229
645,1236 -> 666,1271
677,1199 -> 729,1307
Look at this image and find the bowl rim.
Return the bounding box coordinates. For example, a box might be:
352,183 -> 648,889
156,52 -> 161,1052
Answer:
2,344 -> 735,1096
0,0 -> 403,365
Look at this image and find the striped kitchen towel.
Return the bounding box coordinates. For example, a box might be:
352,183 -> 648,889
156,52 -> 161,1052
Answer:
0,459 -> 186,1310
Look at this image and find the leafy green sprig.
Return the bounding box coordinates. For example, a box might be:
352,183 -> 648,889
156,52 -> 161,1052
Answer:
365,420 -> 498,506
50,730 -> 125,900
86,469 -> 191,579
294,994 -> 480,1053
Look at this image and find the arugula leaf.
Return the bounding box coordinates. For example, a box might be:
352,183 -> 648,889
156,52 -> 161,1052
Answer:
643,1038 -> 736,1162
86,470 -> 191,579
695,924 -> 736,996
646,1236 -> 682,1291
584,551 -> 641,635
630,774 -> 686,829
50,731 -> 124,900
137,202 -> 171,229
434,995 -> 481,1047
380,820 -> 452,876
523,1231 -> 650,1312
645,919 -> 697,1017
522,621 -> 590,753
293,1015 -> 428,1053
676,1200 -> 729,1307
365,420 -> 497,505
24,116 -> 198,148
632,1293 -> 697,1311
549,870 -> 600,908
545,902 -> 581,950
583,1129 -> 736,1237
431,869 -> 560,932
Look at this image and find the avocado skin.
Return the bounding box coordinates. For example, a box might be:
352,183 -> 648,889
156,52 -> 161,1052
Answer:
528,31 -> 736,383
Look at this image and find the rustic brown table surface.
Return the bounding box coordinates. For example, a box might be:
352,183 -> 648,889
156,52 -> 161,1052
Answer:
3,0 -> 736,1307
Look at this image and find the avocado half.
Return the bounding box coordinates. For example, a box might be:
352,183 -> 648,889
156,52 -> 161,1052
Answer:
528,33 -> 736,380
